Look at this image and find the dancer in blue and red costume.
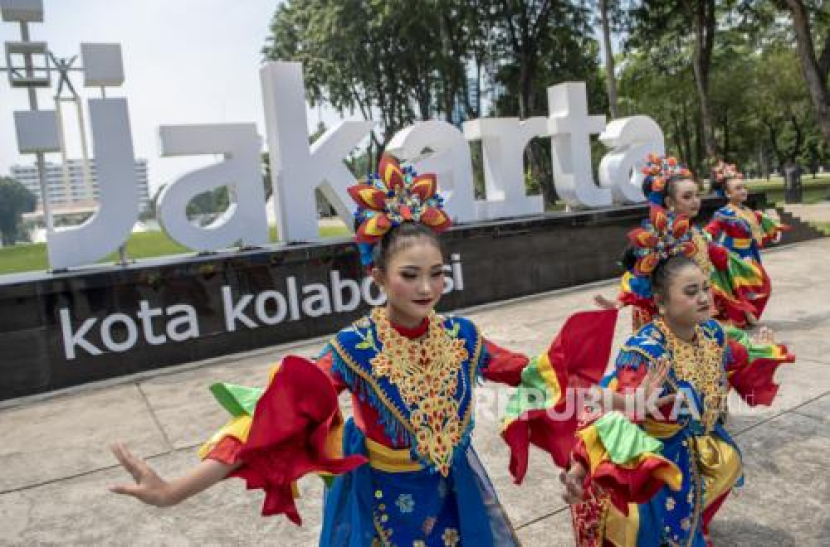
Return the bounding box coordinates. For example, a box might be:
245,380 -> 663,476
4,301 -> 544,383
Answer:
706,160 -> 788,323
596,154 -> 771,329
563,203 -> 795,546
108,155 -> 639,546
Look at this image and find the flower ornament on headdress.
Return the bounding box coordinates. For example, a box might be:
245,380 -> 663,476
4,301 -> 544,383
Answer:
348,154 -> 451,266
628,205 -> 698,276
642,154 -> 693,206
712,160 -> 743,197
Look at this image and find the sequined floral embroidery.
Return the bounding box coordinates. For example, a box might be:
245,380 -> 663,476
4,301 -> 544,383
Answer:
441,528 -> 460,546
396,493 -> 415,514
655,319 -> 727,433
370,308 -> 469,476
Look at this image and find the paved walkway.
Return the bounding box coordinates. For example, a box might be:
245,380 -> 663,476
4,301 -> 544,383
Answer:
1,237 -> 828,546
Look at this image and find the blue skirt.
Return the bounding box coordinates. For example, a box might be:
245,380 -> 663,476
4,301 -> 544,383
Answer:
320,419 -> 519,546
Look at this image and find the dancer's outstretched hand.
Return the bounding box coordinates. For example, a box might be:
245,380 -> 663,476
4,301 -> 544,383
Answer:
643,357 -> 677,413
560,458 -> 587,504
753,326 -> 775,345
593,294 -> 622,310
109,443 -> 174,507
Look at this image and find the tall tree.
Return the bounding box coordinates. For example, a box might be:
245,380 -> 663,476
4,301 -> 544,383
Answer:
491,0 -> 556,119
491,1 -> 602,204
0,177 -> 37,246
597,0 -> 621,118
627,0 -> 720,163
780,0 -> 830,142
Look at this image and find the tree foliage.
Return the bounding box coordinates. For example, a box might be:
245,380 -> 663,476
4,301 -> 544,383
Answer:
0,177 -> 37,246
263,0 -> 830,206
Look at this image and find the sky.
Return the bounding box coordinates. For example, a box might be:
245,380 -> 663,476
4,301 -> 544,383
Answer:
0,1 -> 615,198
0,0 -> 343,195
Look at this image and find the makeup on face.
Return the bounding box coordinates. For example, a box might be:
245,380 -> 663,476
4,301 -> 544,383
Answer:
664,266 -> 712,328
727,179 -> 748,204
373,240 -> 446,329
668,179 -> 701,218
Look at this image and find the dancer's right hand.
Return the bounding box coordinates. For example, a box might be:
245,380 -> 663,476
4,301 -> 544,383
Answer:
593,294 -> 622,310
560,458 -> 587,504
109,442 -> 175,507
643,357 -> 676,409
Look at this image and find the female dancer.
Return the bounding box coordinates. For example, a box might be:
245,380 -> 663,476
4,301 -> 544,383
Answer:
108,155 -> 623,546
706,161 -> 788,321
596,155 -> 768,329
563,210 -> 792,546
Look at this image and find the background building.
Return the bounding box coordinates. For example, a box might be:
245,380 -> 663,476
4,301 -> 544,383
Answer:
10,159 -> 150,214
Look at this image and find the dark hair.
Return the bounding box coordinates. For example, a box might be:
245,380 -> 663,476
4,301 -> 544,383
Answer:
651,255 -> 699,300
710,173 -> 740,196
369,222 -> 444,271
620,249 -> 699,300
642,176 -> 697,207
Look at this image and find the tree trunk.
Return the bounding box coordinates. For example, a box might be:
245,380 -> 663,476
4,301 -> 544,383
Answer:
722,107 -> 729,160
788,114 -> 804,163
694,114 -> 705,174
784,0 -> 830,143
765,120 -> 785,170
600,0 -> 619,118
690,0 -> 718,163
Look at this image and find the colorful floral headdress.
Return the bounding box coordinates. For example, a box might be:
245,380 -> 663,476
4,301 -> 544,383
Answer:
712,160 -> 743,197
627,205 -> 698,277
642,154 -> 693,206
347,155 -> 451,267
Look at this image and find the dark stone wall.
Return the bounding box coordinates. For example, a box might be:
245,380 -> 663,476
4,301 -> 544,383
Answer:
0,195 -> 766,400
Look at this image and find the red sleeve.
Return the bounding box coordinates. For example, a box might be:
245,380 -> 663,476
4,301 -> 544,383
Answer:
726,338 -> 795,406
205,435 -> 244,465
228,356 -> 366,524
707,242 -> 729,270
316,351 -> 349,394
481,339 -> 529,386
705,218 -> 722,239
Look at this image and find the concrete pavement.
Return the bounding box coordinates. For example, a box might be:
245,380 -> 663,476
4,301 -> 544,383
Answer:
1,236 -> 829,546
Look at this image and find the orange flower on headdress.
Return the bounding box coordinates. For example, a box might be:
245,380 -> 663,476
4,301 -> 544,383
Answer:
642,154 -> 693,206
627,206 -> 698,276
348,155 -> 451,245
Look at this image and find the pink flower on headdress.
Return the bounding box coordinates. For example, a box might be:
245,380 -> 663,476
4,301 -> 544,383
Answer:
712,160 -> 743,182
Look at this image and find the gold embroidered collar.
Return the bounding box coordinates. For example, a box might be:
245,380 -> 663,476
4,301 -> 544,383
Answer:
369,307 -> 469,476
655,319 -> 726,433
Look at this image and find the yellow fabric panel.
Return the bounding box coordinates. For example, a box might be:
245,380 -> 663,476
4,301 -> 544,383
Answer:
536,352 -> 562,403
643,418 -> 683,439
695,435 -> 742,506
604,503 -> 640,547
198,415 -> 252,459
365,437 -> 423,473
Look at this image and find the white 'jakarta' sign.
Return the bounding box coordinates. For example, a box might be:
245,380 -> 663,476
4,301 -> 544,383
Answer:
13,61 -> 665,270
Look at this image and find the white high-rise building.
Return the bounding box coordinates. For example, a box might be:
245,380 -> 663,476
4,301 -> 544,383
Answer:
10,159 -> 151,213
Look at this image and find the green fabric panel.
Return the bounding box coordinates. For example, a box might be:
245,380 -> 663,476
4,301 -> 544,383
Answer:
209,383 -> 264,417
759,213 -> 780,235
593,411 -> 663,464
725,251 -> 759,279
710,267 -> 731,293
726,325 -> 777,360
504,355 -> 556,421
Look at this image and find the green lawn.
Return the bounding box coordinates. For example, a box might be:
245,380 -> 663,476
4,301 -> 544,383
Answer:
745,174 -> 830,205
0,224 -> 350,275
3,176 -> 828,276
